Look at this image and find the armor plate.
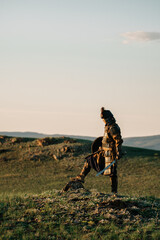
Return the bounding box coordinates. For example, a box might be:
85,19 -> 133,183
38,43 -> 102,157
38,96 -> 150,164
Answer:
102,131 -> 113,175
102,143 -> 112,175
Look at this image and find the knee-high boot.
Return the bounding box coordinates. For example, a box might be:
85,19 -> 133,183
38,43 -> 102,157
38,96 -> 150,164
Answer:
110,174 -> 118,193
74,161 -> 91,183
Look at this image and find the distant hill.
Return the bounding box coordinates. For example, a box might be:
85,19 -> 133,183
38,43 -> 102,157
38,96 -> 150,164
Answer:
0,131 -> 160,150
123,135 -> 160,150
0,131 -> 95,141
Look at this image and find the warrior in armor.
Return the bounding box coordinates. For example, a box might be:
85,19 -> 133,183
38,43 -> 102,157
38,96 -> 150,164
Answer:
64,107 -> 123,193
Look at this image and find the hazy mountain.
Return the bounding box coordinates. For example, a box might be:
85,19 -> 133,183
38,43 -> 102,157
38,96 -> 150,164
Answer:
0,131 -> 95,141
123,135 -> 160,150
0,131 -> 160,150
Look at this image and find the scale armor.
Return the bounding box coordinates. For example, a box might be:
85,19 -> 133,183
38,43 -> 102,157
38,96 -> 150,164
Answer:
102,123 -> 123,175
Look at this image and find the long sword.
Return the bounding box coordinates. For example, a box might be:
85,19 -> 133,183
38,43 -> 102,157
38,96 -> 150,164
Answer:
96,159 -> 116,176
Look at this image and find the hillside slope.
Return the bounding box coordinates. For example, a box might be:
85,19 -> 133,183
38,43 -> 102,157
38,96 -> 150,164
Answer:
1,131 -> 160,150
0,135 -> 160,197
0,135 -> 160,239
0,189 -> 160,239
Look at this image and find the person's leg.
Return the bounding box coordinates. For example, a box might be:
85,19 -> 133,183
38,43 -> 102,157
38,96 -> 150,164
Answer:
72,160 -> 91,183
110,164 -> 118,193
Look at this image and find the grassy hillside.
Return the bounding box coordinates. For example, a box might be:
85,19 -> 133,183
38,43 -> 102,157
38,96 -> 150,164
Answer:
0,135 -> 160,239
0,190 -> 160,239
0,135 -> 159,197
1,131 -> 160,150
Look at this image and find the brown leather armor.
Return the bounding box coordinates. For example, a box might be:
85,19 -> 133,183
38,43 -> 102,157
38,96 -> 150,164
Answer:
102,123 -> 123,175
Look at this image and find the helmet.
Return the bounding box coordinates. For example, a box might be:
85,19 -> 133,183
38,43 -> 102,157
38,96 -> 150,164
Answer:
100,107 -> 115,125
100,107 -> 113,119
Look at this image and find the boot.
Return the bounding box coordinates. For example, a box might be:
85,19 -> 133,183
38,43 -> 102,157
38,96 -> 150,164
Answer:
71,161 -> 91,183
110,174 -> 118,194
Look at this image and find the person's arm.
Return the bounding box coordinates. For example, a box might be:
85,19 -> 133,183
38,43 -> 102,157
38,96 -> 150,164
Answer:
110,124 -> 123,160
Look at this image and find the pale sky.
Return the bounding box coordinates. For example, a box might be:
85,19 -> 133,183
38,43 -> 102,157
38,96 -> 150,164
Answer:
0,0 -> 160,138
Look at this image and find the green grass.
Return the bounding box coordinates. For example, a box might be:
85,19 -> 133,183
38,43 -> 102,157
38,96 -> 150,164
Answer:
0,136 -> 160,197
0,191 -> 160,240
0,136 -> 160,239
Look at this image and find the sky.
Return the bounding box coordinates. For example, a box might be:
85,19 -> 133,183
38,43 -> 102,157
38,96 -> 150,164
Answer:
0,0 -> 160,138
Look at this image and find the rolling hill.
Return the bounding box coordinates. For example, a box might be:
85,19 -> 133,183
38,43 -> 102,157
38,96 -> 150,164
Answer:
123,135 -> 160,150
0,135 -> 159,197
0,135 -> 160,239
0,131 -> 160,150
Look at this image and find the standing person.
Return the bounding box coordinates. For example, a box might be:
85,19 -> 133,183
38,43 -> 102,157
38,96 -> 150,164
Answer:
63,107 -> 123,194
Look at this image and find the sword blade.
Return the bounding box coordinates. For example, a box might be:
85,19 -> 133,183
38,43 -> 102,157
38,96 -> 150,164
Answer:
96,159 -> 116,176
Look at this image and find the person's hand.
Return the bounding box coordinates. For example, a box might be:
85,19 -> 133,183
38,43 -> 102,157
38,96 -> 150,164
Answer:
116,151 -> 123,160
116,155 -> 119,160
